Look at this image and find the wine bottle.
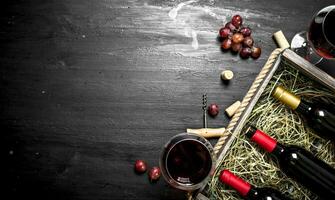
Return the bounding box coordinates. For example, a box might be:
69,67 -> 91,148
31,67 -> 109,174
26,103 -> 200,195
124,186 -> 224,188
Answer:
219,169 -> 292,200
245,125 -> 335,199
272,85 -> 335,141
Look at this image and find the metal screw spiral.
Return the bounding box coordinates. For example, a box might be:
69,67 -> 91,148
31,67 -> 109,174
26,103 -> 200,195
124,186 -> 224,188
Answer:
202,94 -> 207,128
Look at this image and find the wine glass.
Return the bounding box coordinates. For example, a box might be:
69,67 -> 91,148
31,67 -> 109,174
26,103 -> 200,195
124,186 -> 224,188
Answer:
291,5 -> 335,65
159,133 -> 215,191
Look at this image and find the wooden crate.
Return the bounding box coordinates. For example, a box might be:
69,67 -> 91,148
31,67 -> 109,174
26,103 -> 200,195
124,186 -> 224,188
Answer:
195,48 -> 335,200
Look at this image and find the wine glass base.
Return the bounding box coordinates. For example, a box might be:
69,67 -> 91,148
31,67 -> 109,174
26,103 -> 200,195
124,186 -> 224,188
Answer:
291,31 -> 323,65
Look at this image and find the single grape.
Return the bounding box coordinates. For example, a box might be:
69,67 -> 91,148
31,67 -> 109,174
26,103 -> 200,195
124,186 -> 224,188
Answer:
208,103 -> 219,117
243,36 -> 254,47
231,42 -> 242,52
232,33 -> 244,44
221,38 -> 232,50
219,27 -> 231,39
251,47 -> 262,59
231,15 -> 243,28
148,167 -> 161,182
134,160 -> 147,174
225,22 -> 236,32
240,27 -> 251,37
240,47 -> 252,58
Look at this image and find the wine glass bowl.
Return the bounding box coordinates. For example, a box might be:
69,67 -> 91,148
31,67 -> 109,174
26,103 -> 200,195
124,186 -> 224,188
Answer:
308,5 -> 335,59
291,5 -> 335,64
159,133 -> 215,191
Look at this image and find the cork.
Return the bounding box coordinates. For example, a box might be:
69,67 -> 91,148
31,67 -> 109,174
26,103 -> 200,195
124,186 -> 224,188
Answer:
273,30 -> 290,49
221,70 -> 234,80
225,101 -> 241,118
186,128 -> 225,138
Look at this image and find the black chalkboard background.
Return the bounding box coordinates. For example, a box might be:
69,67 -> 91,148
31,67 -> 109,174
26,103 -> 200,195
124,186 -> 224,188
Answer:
1,0 -> 334,199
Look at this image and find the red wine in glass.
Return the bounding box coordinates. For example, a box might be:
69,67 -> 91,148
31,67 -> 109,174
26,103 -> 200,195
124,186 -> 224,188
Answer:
291,5 -> 335,66
308,6 -> 335,59
160,133 -> 215,191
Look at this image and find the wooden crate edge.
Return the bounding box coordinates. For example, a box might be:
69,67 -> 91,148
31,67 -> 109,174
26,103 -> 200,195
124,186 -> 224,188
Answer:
213,48 -> 283,165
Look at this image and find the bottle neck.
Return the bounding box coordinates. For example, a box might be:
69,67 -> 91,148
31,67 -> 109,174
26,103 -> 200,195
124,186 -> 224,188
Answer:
219,170 -> 252,197
271,143 -> 285,157
245,126 -> 278,153
245,187 -> 259,199
295,100 -> 313,116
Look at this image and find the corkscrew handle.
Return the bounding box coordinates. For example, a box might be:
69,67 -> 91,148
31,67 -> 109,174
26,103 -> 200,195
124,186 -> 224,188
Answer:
187,128 -> 226,138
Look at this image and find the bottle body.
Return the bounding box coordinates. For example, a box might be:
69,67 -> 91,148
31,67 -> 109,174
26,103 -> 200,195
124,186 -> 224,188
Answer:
246,126 -> 335,199
246,187 -> 291,200
272,85 -> 335,141
274,144 -> 335,199
219,170 -> 292,200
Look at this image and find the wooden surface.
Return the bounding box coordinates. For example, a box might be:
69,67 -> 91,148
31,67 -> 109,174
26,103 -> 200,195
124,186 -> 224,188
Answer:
1,0 -> 334,199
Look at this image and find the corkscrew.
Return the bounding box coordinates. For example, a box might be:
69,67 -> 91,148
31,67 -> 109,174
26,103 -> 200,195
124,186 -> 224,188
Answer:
202,93 -> 207,128
186,94 -> 226,138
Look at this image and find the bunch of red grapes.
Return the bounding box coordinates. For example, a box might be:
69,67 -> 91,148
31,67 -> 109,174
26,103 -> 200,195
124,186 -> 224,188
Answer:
219,15 -> 261,59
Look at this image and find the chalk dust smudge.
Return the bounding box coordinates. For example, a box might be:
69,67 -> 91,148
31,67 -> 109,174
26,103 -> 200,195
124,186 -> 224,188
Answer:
168,0 -> 198,20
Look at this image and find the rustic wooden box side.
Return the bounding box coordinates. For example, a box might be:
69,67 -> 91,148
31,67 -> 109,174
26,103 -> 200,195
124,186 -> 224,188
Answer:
282,50 -> 335,92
